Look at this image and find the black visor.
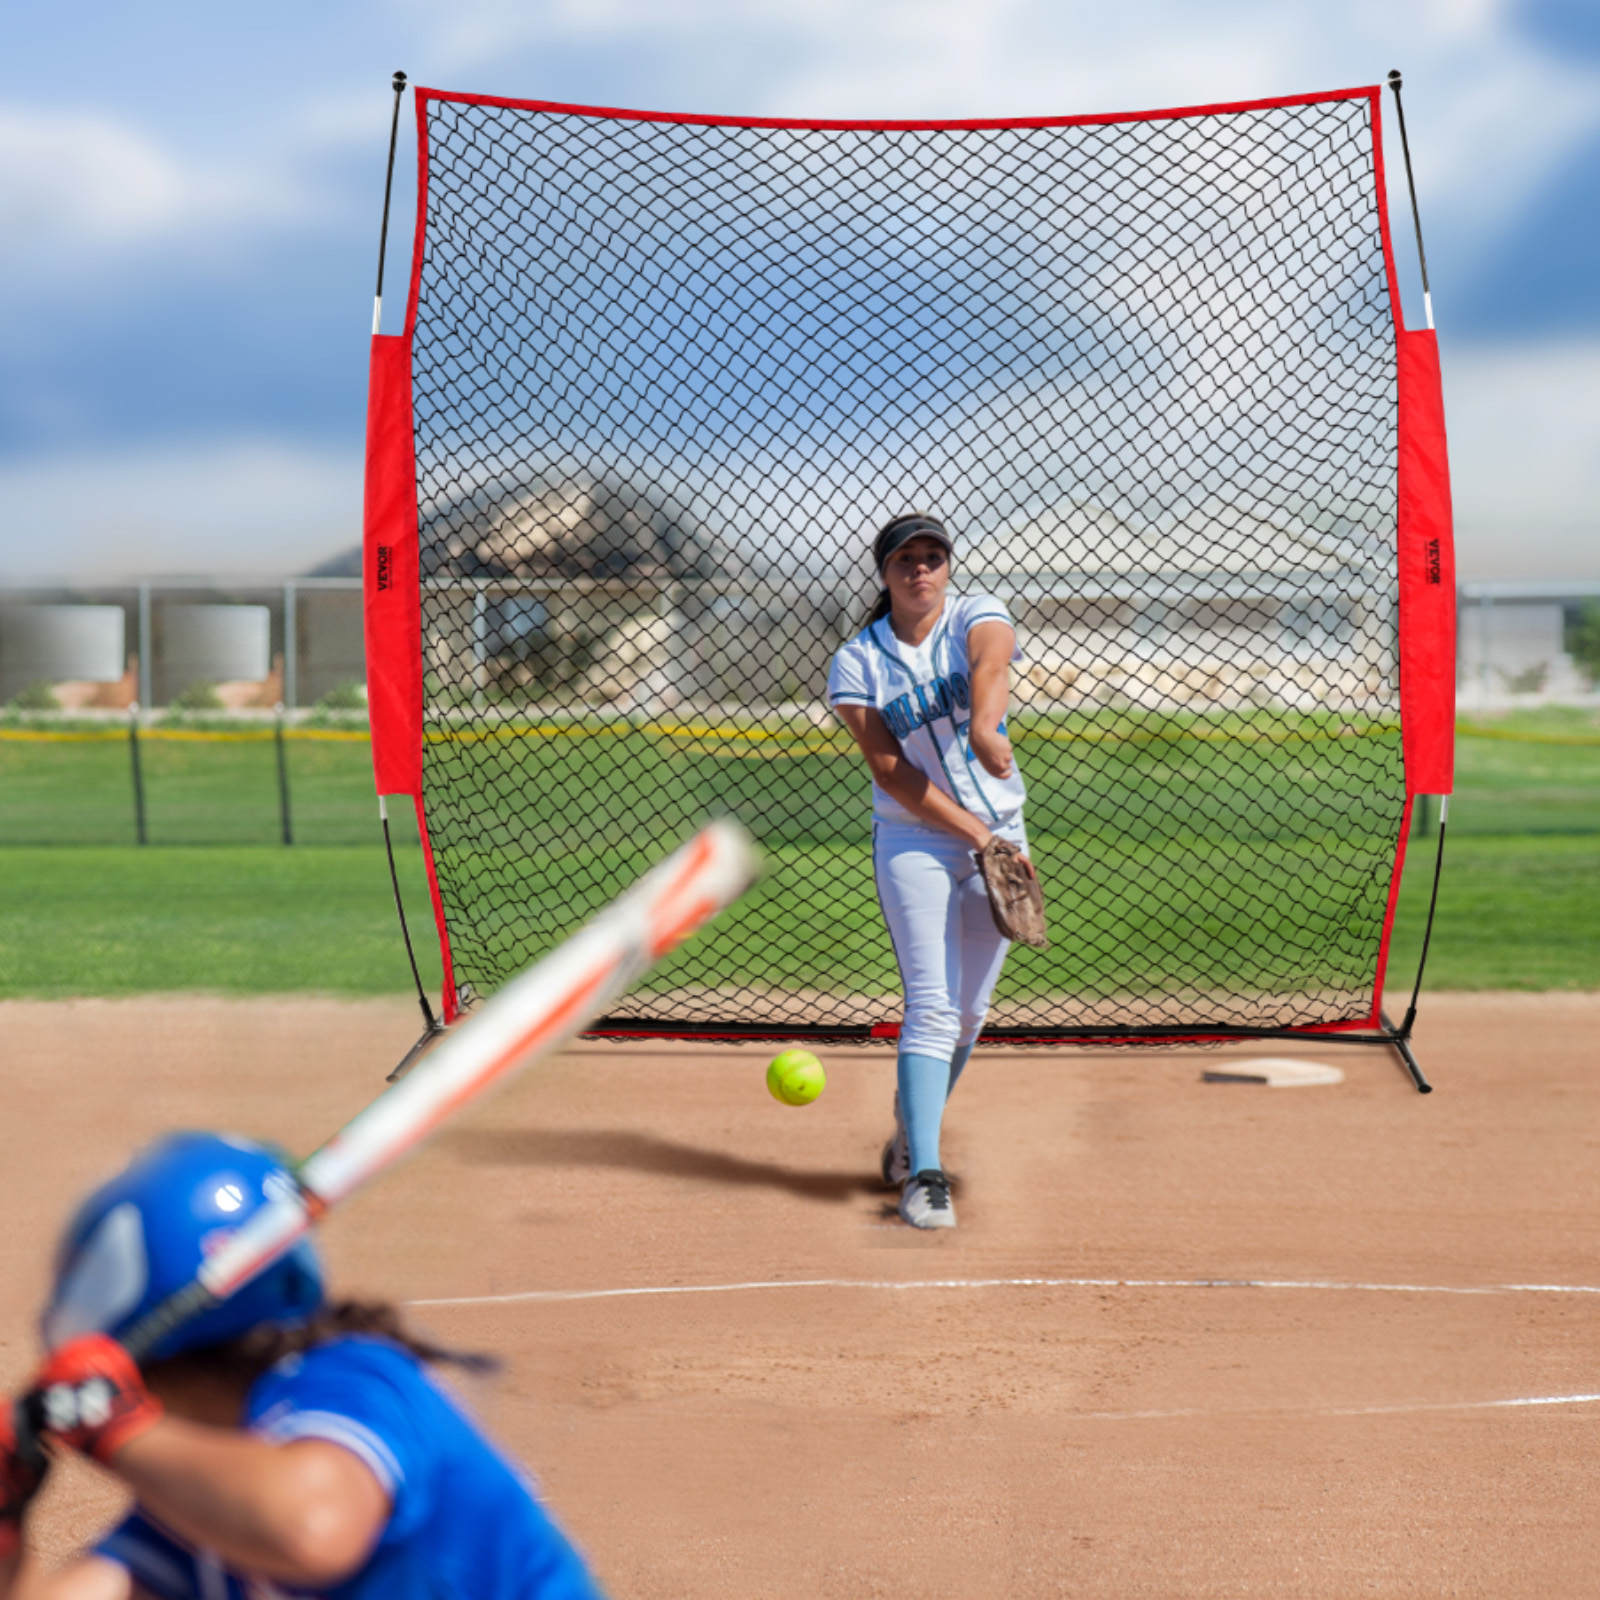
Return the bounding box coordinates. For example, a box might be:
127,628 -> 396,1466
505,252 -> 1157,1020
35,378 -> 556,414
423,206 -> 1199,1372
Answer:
874,514 -> 953,576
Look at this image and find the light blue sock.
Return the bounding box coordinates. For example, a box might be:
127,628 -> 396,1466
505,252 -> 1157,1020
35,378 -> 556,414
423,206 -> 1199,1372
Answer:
947,1043 -> 975,1099
897,1051 -> 950,1176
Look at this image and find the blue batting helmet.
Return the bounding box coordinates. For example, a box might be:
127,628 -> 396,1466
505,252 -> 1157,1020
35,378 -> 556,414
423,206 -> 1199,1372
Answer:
42,1131 -> 325,1361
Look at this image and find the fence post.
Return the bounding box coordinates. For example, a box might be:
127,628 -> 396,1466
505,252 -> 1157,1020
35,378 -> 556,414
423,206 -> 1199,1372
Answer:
1478,593 -> 1491,704
275,703 -> 294,845
472,586 -> 487,711
284,582 -> 298,710
128,703 -> 148,845
137,584 -> 153,710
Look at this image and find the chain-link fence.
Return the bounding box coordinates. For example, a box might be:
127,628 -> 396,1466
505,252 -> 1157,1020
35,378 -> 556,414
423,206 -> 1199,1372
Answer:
4,716 -> 1593,850
0,720 -> 403,847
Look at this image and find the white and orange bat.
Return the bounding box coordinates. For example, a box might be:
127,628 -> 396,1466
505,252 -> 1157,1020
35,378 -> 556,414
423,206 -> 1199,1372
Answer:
121,820 -> 758,1358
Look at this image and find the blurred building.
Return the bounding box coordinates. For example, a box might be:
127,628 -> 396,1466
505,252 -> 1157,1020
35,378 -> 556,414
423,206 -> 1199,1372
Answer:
1456,581 -> 1599,706
0,579 -> 362,711
416,471 -> 844,714
2,504 -> 1595,713
966,498 -> 1399,714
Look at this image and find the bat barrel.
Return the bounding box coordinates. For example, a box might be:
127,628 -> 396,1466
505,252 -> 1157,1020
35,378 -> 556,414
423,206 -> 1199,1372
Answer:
191,820 -> 757,1310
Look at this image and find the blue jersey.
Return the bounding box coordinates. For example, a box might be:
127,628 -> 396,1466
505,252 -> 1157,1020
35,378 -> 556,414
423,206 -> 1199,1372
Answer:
96,1336 -> 604,1600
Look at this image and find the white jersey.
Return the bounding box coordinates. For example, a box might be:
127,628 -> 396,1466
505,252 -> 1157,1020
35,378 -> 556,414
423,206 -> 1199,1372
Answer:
828,592 -> 1026,827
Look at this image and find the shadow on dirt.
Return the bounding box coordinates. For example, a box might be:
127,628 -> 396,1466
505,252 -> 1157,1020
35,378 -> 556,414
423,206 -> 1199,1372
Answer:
445,1126 -> 881,1203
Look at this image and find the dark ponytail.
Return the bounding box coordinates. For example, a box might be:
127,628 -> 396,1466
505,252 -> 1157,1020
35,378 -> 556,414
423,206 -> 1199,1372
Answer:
867,586 -> 892,625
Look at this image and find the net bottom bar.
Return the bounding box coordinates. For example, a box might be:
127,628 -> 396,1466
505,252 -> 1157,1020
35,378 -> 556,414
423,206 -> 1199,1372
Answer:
586,1021 -> 889,1042
583,1014 -> 1432,1092
584,1018 -> 1410,1047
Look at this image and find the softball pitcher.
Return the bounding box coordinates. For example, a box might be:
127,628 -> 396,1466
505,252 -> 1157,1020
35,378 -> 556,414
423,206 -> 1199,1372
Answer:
828,512 -> 1035,1230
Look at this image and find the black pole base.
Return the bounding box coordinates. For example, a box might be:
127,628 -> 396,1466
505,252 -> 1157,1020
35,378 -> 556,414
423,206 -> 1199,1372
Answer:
387,1020 -> 448,1084
1380,1009 -> 1432,1093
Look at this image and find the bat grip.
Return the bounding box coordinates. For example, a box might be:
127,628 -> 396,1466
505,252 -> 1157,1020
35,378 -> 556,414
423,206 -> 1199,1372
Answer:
11,1394 -> 49,1481
119,1280 -> 223,1365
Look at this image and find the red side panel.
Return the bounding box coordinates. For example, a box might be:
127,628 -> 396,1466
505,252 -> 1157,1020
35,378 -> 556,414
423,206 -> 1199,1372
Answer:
363,333 -> 422,797
1397,330 -> 1456,795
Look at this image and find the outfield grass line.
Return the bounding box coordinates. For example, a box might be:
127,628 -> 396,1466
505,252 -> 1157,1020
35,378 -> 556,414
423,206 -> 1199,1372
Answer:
0,835 -> 1593,995
413,719 -> 1402,753
417,720 -> 852,750
0,728 -> 371,744
1020,723 -> 1400,750
407,1273 -> 1600,1309
8,717 -> 1593,753
1456,724 -> 1600,748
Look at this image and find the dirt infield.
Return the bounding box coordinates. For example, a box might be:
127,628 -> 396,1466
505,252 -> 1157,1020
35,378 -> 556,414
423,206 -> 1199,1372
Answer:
3,992 -> 1598,1597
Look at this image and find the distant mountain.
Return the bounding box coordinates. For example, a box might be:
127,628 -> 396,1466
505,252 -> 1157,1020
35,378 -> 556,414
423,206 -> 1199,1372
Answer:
304,468 -> 744,585
420,469 -> 743,584
303,546 -> 362,578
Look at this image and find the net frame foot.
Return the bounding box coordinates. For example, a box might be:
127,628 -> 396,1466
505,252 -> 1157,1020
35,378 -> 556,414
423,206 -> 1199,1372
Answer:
387,1020 -> 448,1084
1380,1010 -> 1431,1094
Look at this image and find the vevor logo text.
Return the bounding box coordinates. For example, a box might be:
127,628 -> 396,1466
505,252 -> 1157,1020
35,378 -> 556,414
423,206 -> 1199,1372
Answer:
1425,538 -> 1441,585
377,544 -> 392,591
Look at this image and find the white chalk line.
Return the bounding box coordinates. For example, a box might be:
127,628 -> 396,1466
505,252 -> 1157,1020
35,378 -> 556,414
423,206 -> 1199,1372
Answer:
406,1275 -> 1600,1425
1039,1393 -> 1600,1422
409,1273 -> 1600,1309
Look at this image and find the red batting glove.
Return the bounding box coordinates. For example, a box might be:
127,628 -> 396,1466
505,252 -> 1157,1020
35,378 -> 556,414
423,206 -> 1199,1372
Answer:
0,1402 -> 50,1559
28,1334 -> 163,1465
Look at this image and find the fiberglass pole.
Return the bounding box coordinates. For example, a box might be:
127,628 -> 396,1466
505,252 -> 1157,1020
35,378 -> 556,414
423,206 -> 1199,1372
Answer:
373,70 -> 408,336
1386,70 -> 1434,330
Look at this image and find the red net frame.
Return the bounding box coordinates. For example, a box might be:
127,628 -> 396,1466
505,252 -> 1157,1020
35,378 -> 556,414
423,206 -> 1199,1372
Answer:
364,83 -> 1454,1060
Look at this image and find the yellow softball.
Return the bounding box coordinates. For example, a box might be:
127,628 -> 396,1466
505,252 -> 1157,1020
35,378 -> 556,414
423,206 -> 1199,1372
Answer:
766,1048 -> 826,1106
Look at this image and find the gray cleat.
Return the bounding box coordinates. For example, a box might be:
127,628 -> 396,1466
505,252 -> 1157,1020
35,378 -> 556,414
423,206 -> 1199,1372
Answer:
899,1169 -> 956,1229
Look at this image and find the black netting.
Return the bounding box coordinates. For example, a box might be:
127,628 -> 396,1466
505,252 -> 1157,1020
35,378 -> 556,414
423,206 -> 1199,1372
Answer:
408,91 -> 1404,1038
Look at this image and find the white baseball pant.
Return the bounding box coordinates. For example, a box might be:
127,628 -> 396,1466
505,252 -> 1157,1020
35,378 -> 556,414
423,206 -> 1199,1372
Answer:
872,813 -> 1027,1057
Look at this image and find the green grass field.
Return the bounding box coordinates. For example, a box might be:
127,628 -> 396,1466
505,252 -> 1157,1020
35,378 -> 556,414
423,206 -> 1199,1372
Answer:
415,708 -> 1415,1018
0,709 -> 1594,1002
0,832 -> 1590,1000
0,847 -> 443,1000
0,728 -> 395,847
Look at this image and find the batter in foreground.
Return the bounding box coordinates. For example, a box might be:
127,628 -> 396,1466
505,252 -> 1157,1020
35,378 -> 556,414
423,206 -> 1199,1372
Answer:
0,1132 -> 604,1599
829,512 -> 1037,1230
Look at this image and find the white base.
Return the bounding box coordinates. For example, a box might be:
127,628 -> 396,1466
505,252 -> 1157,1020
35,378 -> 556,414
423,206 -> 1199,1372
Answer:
1202,1057 -> 1345,1088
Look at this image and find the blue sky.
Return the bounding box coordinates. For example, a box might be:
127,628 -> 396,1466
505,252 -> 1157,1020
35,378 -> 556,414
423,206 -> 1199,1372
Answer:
2,0 -> 1597,580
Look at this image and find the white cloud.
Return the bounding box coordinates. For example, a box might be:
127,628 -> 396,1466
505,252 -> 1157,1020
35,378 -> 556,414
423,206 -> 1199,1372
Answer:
291,88 -> 404,152
3,1 -> 1594,588
8,2 -> 1596,289
0,440 -> 362,583
1401,37 -> 1600,257
1443,340 -> 1600,578
0,100 -> 356,274
396,0 -> 1600,275
0,106 -> 198,245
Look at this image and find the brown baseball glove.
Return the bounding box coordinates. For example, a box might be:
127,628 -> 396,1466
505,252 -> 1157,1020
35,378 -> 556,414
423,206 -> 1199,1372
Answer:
974,838 -> 1049,949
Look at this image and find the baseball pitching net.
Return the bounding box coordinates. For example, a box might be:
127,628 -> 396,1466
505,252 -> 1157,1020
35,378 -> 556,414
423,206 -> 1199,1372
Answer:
364,83 -> 1455,1054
